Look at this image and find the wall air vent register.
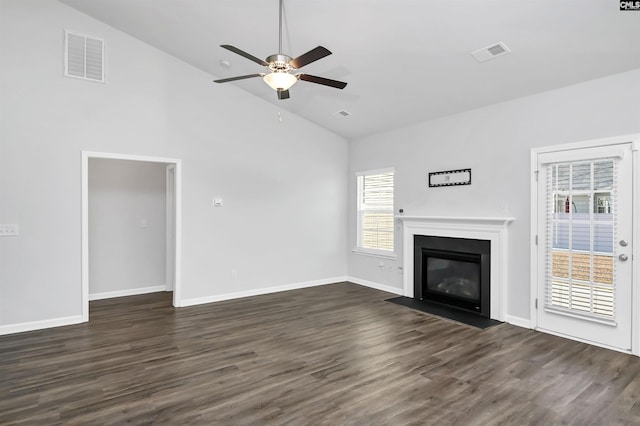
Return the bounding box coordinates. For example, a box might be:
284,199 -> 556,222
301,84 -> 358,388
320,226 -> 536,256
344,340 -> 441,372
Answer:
64,30 -> 104,82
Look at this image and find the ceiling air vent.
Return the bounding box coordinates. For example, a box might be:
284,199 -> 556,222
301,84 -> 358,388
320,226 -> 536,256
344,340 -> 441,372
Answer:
471,41 -> 511,63
64,30 -> 105,82
332,110 -> 352,118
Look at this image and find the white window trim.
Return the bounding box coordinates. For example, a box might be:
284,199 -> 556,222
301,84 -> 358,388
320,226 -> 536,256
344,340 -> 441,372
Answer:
355,167 -> 395,178
352,247 -> 398,260
355,167 -> 395,257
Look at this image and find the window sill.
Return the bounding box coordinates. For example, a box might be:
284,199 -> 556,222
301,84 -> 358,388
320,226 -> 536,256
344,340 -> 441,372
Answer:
352,248 -> 397,260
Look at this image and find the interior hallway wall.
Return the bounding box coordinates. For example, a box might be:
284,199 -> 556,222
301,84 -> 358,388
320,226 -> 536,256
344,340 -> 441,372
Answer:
0,0 -> 348,331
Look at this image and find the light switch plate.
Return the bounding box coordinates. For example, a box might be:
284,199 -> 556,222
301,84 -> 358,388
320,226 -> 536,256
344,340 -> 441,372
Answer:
213,198 -> 223,207
0,224 -> 19,236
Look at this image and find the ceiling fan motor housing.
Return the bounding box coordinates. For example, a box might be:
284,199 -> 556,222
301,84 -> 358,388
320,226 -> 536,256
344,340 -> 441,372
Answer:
266,54 -> 294,72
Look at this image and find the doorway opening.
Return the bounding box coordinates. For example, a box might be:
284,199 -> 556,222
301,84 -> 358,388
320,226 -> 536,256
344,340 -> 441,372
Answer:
81,152 -> 182,321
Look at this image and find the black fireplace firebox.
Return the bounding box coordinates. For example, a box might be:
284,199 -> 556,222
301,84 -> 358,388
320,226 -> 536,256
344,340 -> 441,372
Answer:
414,236 -> 491,318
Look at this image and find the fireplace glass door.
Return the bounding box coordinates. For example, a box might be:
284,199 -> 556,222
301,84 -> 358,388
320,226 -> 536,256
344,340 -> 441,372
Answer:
423,250 -> 481,312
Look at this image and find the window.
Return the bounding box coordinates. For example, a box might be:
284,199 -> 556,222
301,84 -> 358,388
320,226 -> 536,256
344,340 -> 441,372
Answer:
546,159 -> 616,319
356,169 -> 394,254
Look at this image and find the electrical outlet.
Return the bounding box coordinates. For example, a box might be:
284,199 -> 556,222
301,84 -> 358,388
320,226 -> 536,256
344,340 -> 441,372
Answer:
231,269 -> 237,279
0,224 -> 19,236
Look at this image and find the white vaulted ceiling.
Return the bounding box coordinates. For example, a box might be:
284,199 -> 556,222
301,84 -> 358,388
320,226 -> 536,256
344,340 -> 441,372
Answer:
59,0 -> 640,139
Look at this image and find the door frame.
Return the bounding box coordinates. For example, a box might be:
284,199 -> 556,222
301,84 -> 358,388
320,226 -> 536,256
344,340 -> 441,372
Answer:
81,151 -> 183,321
165,165 -> 176,292
530,134 -> 639,355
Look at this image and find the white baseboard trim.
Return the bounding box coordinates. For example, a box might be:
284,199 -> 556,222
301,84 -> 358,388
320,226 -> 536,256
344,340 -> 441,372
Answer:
505,315 -> 532,329
0,315 -> 84,336
347,276 -> 403,295
178,276 -> 349,307
89,285 -> 167,301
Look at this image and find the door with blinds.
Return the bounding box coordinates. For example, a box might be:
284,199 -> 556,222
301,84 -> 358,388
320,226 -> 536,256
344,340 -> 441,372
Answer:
536,143 -> 633,351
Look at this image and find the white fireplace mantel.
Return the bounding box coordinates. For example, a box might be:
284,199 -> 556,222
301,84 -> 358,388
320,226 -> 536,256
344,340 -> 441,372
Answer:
397,215 -> 515,321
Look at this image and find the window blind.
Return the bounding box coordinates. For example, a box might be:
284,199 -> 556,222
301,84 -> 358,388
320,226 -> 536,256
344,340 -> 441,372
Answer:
357,171 -> 394,252
545,159 -> 616,319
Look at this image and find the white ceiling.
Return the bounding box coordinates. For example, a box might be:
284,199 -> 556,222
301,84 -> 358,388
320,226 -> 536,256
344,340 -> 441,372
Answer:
59,0 -> 640,140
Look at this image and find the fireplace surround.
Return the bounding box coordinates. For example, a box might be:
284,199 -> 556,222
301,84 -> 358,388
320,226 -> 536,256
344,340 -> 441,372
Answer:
398,216 -> 514,321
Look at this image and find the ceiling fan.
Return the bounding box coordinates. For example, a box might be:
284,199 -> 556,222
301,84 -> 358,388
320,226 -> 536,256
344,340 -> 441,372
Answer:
213,0 -> 347,100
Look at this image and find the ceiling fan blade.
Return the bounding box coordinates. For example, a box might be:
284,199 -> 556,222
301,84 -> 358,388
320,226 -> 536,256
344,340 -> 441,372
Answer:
298,74 -> 347,89
214,73 -> 264,83
277,89 -> 290,100
220,45 -> 268,66
290,46 -> 332,69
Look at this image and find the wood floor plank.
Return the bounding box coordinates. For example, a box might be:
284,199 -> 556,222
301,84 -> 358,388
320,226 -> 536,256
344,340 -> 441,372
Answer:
1,282 -> 640,425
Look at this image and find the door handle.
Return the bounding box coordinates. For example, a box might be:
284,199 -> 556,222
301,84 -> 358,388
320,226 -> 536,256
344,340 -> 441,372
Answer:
619,254 -> 629,262
620,240 -> 628,247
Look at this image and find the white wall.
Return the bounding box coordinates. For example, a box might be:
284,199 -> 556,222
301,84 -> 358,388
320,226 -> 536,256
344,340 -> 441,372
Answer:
88,159 -> 167,297
0,0 -> 348,330
348,68 -> 640,322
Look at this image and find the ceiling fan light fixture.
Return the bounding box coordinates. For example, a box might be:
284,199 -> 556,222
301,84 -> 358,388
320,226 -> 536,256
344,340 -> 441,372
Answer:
263,71 -> 298,91
214,0 -> 347,99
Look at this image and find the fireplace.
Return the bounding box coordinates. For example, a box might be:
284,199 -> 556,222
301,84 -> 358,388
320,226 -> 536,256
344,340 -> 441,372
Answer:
399,216 -> 514,322
414,236 -> 491,318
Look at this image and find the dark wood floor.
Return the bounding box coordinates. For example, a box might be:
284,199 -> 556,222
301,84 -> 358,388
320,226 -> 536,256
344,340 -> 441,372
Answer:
2,282 -> 640,425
